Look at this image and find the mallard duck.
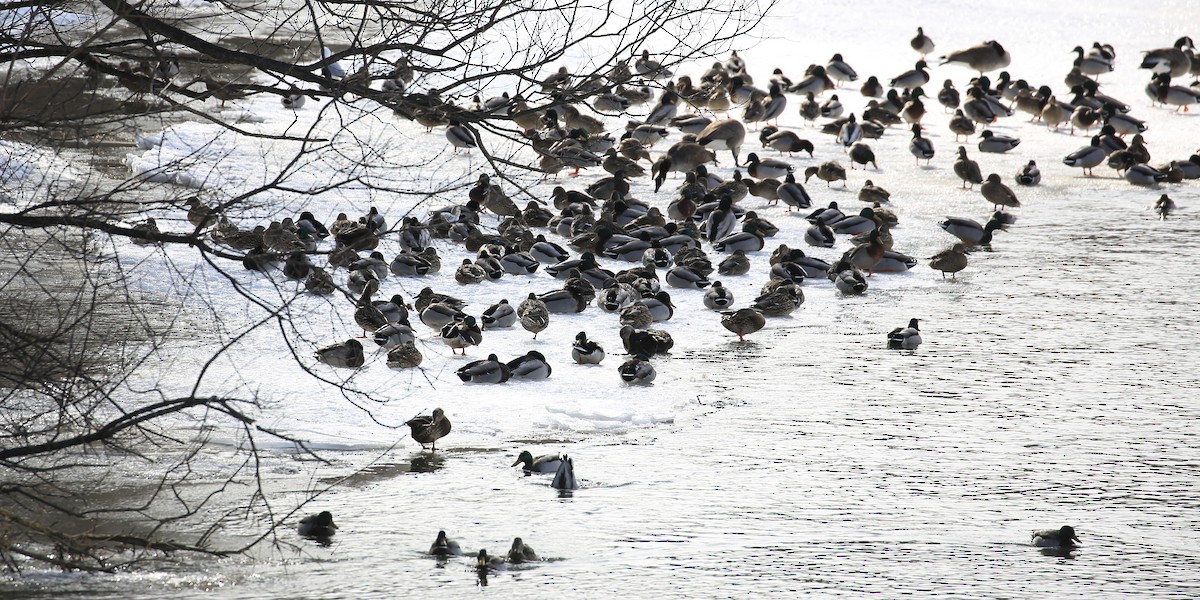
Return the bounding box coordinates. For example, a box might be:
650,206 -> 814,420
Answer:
939,40 -> 1010,74
848,143 -> 877,171
619,300 -> 654,329
619,355 -> 657,385
353,280 -> 388,336
752,285 -> 802,317
832,207 -> 878,235
481,299 -> 517,329
929,243 -> 968,279
314,339 -> 364,368
1125,164 -> 1166,186
718,250 -> 751,276
456,354 -> 510,383
703,281 -> 735,310
385,341 -> 422,369
834,269 -> 868,295
516,293 -> 551,338
430,530 -> 463,556
1016,160 -> 1041,186
298,511 -> 337,538
948,108 -> 976,141
374,318 -> 416,348
619,325 -> 673,356
551,455 -> 579,489
804,222 -> 836,248
512,450 -> 564,473
761,127 -> 814,157
1063,135 -> 1106,176
947,145 -> 983,189
858,180 -> 889,204
843,229 -> 885,276
745,153 -> 792,180
721,308 -> 766,342
665,265 -> 711,289
558,334 -> 599,369
981,174 -> 1020,211
804,162 -> 847,188
1031,525 -> 1080,548
507,351 -> 552,380
887,318 -> 922,349
836,113 -> 863,150
978,130 -> 1019,153
406,408 -> 450,450
909,124 -> 935,165
414,287 -> 464,312
420,302 -> 466,330
305,268 -> 336,295
911,27 -> 934,56
860,75 -> 884,97
507,538 -> 539,564
539,287 -> 589,313
441,316 -> 482,355
890,60 -> 930,90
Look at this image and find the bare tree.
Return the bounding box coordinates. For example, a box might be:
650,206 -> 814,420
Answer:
0,0 -> 769,572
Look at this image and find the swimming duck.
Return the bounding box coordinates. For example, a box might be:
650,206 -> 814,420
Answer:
1031,525 -> 1080,549
619,355 -> 657,385
298,511 -> 337,538
981,174 -> 1020,211
429,530 -> 463,556
507,351 -> 552,380
507,538 -> 539,564
978,130 -> 1019,153
929,243 -> 969,279
619,325 -> 673,356
939,40 -> 1010,74
551,455 -> 580,489
909,124 -> 934,165
887,318 -> 922,349
1015,160 -> 1041,186
571,331 -> 605,365
722,308 -> 766,342
910,27 -> 934,57
476,549 -> 506,571
406,408 -> 451,450
441,316 -> 482,355
314,339 -> 364,368
953,146 -> 983,189
517,293 -> 550,338
1154,194 -> 1175,219
513,451 -> 564,474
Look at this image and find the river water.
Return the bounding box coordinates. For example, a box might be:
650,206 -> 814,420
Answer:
4,0 -> 1200,597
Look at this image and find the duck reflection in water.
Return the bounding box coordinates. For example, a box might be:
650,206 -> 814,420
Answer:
410,452 -> 445,473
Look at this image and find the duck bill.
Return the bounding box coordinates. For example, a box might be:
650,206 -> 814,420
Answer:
510,459 -> 523,467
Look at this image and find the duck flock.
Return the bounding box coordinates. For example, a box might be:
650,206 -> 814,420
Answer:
158,28 -> 1200,566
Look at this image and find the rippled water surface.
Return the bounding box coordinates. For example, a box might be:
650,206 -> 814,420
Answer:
6,0 -> 1200,597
